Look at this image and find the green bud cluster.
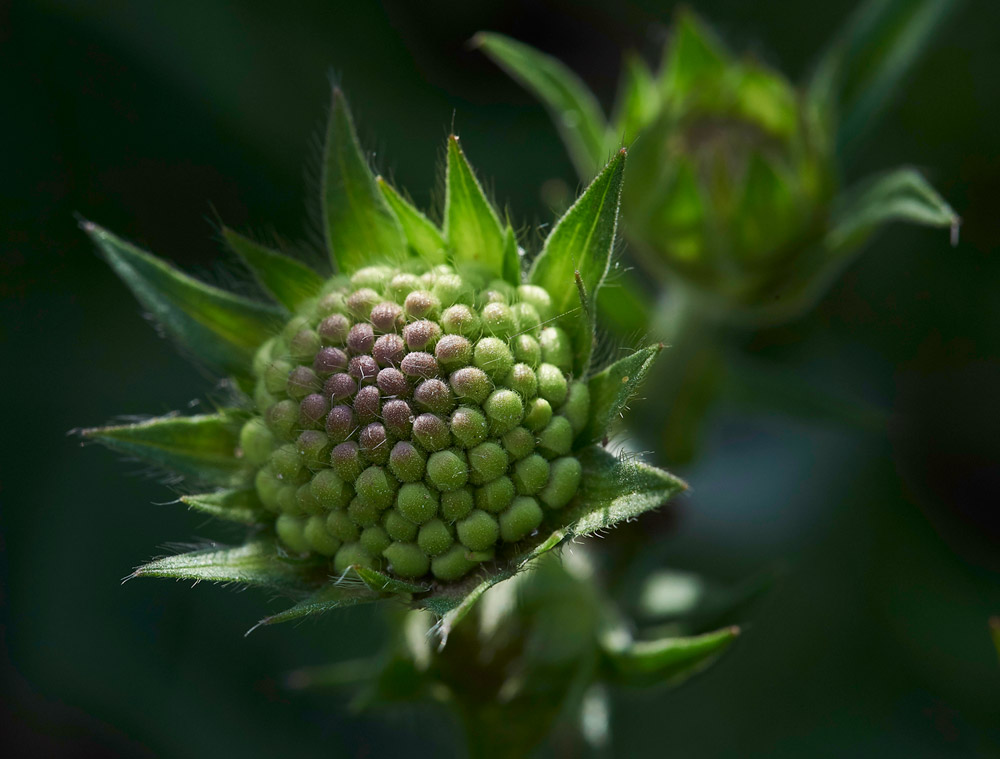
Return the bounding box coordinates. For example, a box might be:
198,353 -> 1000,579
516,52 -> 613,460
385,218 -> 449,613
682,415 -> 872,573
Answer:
241,264 -> 589,581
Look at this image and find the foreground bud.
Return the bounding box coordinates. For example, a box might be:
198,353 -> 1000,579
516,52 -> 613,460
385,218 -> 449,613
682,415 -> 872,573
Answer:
244,263 -> 588,581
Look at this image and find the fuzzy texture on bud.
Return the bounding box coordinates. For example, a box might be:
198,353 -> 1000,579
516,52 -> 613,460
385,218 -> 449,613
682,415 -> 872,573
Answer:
246,264 -> 587,581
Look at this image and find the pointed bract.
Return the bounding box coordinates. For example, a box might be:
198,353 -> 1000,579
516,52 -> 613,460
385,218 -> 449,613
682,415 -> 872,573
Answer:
600,626 -> 739,687
444,135 -> 508,283
531,149 -> 626,374
475,32 -> 609,178
322,88 -> 407,273
354,565 -> 431,596
375,176 -> 447,264
251,584 -> 378,632
132,540 -> 324,592
659,10 -> 729,100
84,222 -> 282,382
568,446 -> 687,536
222,227 -> 324,312
181,488 -> 268,525
582,344 -> 662,443
826,167 -> 958,252
82,412 -> 247,487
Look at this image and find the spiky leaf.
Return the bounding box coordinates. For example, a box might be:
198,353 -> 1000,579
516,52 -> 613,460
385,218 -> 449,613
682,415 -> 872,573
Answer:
475,32 -> 609,178
810,0 -> 957,152
531,149 -> 626,374
250,584 -> 378,633
582,344 -> 662,442
222,227 -> 323,311
83,222 -> 282,382
568,446 -> 687,537
322,88 -> 407,273
82,413 -> 246,487
600,626 -> 739,687
354,565 -> 431,596
375,176 -> 447,264
181,488 -> 268,525
444,135 -> 508,282
132,540 -> 323,592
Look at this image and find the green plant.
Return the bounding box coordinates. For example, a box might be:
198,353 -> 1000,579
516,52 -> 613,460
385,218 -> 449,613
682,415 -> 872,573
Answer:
81,88 -> 737,756
477,0 -> 960,460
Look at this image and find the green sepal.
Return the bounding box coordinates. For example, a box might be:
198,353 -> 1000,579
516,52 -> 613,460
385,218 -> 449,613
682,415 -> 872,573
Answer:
474,32 -> 609,179
375,176 -> 447,265
567,446 -> 687,537
322,87 -> 407,273
600,626 -> 739,688
82,412 -> 247,487
444,135 -> 507,283
658,10 -> 729,101
222,227 -> 323,312
249,584 -> 378,633
531,149 -> 626,375
581,344 -> 662,443
810,0 -> 956,154
353,565 -> 431,596
180,488 -> 268,526
83,222 -> 282,382
131,540 -> 324,593
826,167 -> 958,252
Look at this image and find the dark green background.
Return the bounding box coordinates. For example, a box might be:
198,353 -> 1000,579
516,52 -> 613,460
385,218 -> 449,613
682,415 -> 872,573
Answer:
2,0 -> 998,755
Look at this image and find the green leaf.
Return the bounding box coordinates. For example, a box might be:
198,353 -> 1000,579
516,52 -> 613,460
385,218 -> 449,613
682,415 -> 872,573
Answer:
222,227 -> 323,312
474,32 -> 609,179
444,135 -> 508,283
82,412 -> 247,487
353,565 -> 431,596
322,87 -> 407,273
600,626 -> 739,687
131,540 -> 323,593
531,149 -> 626,374
826,167 -> 958,253
659,10 -> 730,100
611,53 -> 660,146
374,176 -> 447,265
180,488 -> 268,525
582,344 -> 662,443
567,446 -> 687,537
249,583 -> 378,633
810,0 -> 957,153
83,222 -> 282,382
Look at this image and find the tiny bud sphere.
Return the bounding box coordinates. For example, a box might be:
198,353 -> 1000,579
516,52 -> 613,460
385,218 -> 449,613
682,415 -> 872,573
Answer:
246,263 -> 589,581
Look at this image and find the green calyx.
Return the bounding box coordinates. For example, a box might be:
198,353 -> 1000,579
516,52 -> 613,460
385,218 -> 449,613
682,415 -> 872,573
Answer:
478,5 -> 958,323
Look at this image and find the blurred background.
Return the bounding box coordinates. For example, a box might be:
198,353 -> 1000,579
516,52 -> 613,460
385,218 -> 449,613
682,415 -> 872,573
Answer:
2,0 -> 998,755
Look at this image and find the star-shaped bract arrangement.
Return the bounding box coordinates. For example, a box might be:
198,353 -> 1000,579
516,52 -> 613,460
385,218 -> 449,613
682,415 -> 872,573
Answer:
81,89 -> 708,648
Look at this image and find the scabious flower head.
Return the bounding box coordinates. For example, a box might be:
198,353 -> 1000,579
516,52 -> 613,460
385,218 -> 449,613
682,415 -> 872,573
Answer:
82,87 -> 685,631
248,261 -> 590,581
